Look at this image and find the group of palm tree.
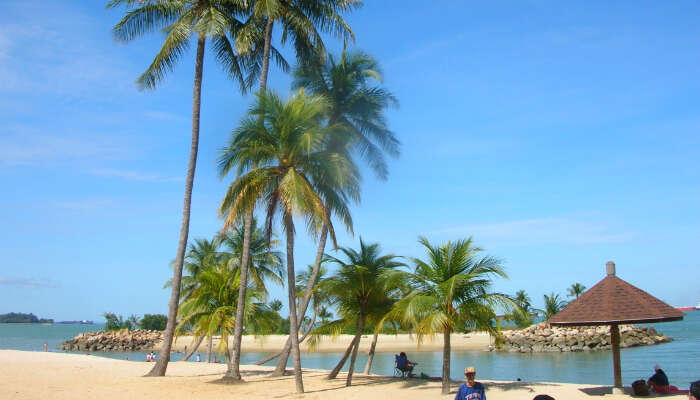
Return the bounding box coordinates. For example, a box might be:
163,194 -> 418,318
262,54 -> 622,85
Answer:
506,282 -> 588,327
105,0 -> 539,395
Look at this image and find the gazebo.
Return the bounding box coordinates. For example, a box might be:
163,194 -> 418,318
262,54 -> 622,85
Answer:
549,261 -> 683,394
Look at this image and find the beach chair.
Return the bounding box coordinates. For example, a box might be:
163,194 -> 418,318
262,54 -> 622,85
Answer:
393,354 -> 410,378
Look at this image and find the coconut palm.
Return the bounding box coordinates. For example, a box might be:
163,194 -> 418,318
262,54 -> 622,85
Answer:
387,237 -> 512,395
506,289 -> 534,328
542,293 -> 568,320
217,217 -> 285,294
310,239 -> 405,386
567,283 -> 587,299
176,261 -> 277,363
218,89 -> 357,393
106,0 -> 273,376
271,49 -> 401,374
226,1 -> 360,383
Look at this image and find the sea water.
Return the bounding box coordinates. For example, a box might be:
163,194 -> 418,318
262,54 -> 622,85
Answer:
1,311 -> 698,387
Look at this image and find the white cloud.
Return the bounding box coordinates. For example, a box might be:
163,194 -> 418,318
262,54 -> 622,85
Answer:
0,276 -> 56,289
91,168 -> 181,182
0,130 -> 127,167
53,198 -> 115,211
431,217 -> 635,246
142,110 -> 187,122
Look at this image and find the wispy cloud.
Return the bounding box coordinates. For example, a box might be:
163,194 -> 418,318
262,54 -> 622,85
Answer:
53,198 -> 115,211
0,130 -> 127,167
91,168 -> 181,182
142,110 -> 187,122
431,217 -> 635,246
0,276 -> 57,289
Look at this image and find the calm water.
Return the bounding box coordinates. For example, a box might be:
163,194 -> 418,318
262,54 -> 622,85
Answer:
1,312 -> 698,387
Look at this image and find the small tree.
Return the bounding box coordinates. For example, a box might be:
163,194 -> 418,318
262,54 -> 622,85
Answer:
542,293 -> 568,320
567,283 -> 587,299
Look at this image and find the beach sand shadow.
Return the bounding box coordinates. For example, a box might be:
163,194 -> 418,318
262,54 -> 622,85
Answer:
579,386 -> 688,398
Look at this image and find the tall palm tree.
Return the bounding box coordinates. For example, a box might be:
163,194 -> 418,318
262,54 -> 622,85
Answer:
567,283 -> 587,299
271,49 -> 401,374
311,239 -> 405,386
387,237 -> 512,395
219,89 -> 357,393
107,0 -> 266,376
225,0 -> 360,382
542,293 -> 568,320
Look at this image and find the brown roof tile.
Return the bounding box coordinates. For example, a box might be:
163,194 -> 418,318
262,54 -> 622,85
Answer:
549,263 -> 683,326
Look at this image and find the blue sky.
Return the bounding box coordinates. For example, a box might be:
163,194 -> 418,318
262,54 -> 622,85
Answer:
1,0 -> 699,321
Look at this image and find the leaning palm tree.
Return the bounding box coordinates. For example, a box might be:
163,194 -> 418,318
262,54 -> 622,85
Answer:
226,0 -> 360,382
567,283 -> 587,299
270,48 -> 401,374
387,237 -> 512,395
312,239 -> 405,386
542,293 -> 568,320
107,0 -> 269,376
219,89 -> 357,393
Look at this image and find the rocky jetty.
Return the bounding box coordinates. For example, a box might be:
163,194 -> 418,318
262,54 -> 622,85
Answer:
59,329 -> 163,352
491,323 -> 671,353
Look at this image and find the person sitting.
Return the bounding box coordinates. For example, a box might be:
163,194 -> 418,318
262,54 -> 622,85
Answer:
396,352 -> 416,374
690,380 -> 700,400
647,364 -> 671,393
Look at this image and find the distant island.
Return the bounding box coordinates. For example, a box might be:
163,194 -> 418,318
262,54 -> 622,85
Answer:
0,312 -> 53,324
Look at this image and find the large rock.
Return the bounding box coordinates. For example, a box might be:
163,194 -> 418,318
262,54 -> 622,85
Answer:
59,330 -> 163,352
492,323 -> 672,353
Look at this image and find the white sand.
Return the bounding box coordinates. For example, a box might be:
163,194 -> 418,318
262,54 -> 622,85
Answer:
167,332 -> 493,353
0,350 -> 687,400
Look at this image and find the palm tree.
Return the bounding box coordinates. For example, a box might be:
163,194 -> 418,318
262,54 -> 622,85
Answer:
542,293 -> 568,320
176,261 -> 276,363
312,239 -> 405,386
107,0 -> 267,376
506,289 -> 534,328
567,283 -> 587,299
226,0 -> 360,383
387,237 -> 512,395
219,89 -> 356,393
217,217 -> 285,295
271,49 -> 401,374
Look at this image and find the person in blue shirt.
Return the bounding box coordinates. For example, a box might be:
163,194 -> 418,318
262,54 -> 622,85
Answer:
454,366 -> 486,400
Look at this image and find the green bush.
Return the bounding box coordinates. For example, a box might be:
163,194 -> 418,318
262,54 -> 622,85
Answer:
140,314 -> 167,331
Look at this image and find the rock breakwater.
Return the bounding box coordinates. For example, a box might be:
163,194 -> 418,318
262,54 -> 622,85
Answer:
59,330 -> 163,352
491,323 -> 671,353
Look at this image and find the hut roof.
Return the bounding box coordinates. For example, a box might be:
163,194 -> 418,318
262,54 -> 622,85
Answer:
549,262 -> 684,326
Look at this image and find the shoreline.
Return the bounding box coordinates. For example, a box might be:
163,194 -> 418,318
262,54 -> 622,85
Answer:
164,332 -> 493,353
3,349 -> 686,400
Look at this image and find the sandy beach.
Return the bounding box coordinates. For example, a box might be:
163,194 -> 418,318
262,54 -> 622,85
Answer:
0,350 -> 688,400
165,332 -> 493,353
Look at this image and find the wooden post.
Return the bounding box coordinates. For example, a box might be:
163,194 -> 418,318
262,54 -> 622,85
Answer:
610,324 -> 622,391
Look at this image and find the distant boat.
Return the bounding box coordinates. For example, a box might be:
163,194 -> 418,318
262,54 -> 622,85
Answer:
677,307 -> 695,311
697,301 -> 700,310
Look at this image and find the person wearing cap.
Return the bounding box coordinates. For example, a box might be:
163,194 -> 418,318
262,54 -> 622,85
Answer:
647,364 -> 670,393
454,366 -> 486,400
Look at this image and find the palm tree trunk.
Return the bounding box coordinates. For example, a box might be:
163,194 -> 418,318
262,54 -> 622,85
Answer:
259,18 -> 274,92
253,307 -> 317,366
226,209 -> 254,380
327,328 -> 360,379
206,335 -> 213,363
284,214 -> 304,393
182,335 -> 205,361
272,224 -> 328,375
228,17 -> 274,380
345,313 -> 365,387
146,34 -> 206,377
363,331 -> 379,375
442,328 -> 451,395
